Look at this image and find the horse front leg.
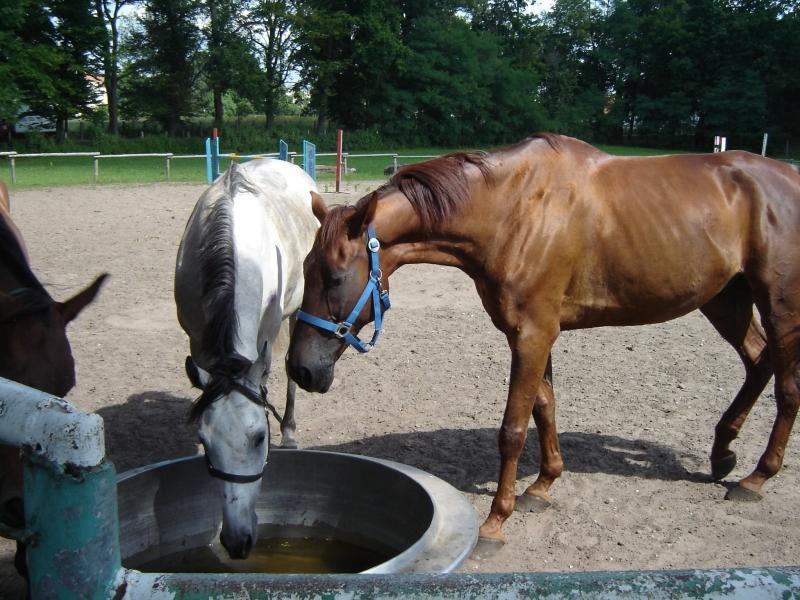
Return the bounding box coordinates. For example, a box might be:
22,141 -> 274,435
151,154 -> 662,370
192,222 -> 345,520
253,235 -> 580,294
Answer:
479,323 -> 558,544
280,314 -> 299,449
516,355 -> 563,512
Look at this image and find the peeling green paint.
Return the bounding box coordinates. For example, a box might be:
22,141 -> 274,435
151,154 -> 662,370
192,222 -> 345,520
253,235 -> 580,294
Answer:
24,453 -> 121,600
121,567 -> 800,599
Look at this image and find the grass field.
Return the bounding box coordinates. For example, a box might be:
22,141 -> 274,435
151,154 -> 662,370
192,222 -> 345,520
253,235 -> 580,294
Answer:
1,143 -> 686,189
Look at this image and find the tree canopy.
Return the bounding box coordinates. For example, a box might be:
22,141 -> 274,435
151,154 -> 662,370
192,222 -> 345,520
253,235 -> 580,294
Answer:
4,0 -> 798,152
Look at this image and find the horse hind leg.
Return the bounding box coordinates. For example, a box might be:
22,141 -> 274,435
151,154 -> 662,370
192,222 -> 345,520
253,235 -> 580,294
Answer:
729,274 -> 800,501
700,277 -> 773,483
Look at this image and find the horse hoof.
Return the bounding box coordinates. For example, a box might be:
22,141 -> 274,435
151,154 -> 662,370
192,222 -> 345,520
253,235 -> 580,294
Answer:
280,439 -> 298,449
725,485 -> 763,502
470,536 -> 505,560
711,450 -> 737,481
516,492 -> 553,513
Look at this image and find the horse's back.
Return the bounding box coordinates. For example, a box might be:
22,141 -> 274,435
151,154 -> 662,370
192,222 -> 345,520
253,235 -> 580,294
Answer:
523,140 -> 800,327
234,158 -> 321,285
239,158 -> 317,207
175,159 -> 320,358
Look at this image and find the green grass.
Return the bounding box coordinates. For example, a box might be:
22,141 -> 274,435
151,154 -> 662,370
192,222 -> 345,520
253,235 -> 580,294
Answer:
2,143 -> 688,189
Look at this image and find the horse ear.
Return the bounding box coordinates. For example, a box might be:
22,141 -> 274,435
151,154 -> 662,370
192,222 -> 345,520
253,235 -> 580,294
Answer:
346,192 -> 378,239
310,191 -> 328,222
57,273 -> 108,324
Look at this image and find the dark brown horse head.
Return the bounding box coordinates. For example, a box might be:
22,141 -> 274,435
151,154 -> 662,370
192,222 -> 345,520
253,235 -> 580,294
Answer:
0,205 -> 107,397
0,278 -> 107,397
288,190 -> 383,392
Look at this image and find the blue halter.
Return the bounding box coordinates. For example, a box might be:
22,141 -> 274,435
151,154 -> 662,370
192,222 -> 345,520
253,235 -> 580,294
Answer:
297,224 -> 391,353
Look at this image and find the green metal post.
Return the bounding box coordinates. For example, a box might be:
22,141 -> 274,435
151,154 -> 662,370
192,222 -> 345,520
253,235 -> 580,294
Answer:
24,453 -> 121,600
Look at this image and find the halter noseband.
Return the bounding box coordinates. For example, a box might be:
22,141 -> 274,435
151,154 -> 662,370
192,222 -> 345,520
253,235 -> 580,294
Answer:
194,369 -> 282,484
297,224 -> 391,353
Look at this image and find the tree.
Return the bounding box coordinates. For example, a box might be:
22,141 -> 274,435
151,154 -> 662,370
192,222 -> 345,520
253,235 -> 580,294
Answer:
121,0 -> 201,134
1,0 -> 104,142
200,0 -> 260,130
471,0 -> 544,65
0,1 -> 30,124
247,0 -> 298,129
538,0 -> 607,137
292,0 -> 354,135
94,0 -> 135,134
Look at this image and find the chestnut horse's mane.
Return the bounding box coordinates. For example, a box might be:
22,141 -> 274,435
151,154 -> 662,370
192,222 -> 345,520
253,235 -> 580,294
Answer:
319,133 -> 559,244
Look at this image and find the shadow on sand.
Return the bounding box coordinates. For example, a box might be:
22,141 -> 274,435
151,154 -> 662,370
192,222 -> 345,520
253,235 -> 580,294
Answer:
309,427 -> 710,495
96,390 -> 198,473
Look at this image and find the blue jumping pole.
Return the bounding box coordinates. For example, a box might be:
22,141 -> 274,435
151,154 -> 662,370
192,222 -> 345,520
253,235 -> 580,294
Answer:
279,139 -> 289,162
303,140 -> 316,180
204,137 -> 212,183
204,135 -> 222,183
212,137 -> 220,180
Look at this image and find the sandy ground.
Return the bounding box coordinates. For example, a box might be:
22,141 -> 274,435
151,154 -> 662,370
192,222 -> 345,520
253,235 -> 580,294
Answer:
1,178 -> 799,595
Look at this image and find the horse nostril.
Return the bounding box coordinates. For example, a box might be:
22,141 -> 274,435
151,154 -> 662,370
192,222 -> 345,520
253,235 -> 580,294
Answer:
220,531 -> 254,560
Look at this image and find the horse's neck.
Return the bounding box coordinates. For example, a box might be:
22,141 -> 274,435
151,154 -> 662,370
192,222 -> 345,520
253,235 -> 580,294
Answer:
233,191 -> 315,311
229,190 -> 315,362
376,144 -> 558,277
375,185 -> 488,276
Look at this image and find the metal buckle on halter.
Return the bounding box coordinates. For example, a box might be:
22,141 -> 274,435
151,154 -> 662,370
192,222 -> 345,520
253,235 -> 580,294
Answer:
368,237 -> 380,252
334,322 -> 352,338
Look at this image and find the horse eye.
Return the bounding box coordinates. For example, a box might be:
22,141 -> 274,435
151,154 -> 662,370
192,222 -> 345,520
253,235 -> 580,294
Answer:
254,432 -> 266,447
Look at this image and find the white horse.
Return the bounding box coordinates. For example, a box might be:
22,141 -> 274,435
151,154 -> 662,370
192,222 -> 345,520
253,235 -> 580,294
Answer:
174,159 -> 323,559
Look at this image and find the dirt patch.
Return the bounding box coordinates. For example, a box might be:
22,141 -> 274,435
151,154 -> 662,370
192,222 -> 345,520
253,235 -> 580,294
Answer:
1,180 -> 798,595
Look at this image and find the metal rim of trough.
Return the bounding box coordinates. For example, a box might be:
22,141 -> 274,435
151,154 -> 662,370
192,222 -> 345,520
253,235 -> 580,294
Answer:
116,449 -> 479,576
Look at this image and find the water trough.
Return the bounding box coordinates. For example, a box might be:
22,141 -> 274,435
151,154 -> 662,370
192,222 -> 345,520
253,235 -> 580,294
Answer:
117,450 -> 477,575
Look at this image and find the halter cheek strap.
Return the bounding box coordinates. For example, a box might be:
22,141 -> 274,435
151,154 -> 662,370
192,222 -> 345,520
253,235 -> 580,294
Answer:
297,224 -> 391,353
205,452 -> 264,484
195,374 -> 279,484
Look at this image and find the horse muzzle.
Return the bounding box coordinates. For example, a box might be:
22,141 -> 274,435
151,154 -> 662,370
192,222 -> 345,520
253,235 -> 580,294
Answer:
287,332 -> 339,393
220,529 -> 254,559
288,359 -> 335,393
220,502 -> 259,559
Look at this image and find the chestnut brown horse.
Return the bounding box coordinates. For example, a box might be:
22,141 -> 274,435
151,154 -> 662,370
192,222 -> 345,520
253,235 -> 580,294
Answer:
0,180 -> 106,577
287,133 -> 800,545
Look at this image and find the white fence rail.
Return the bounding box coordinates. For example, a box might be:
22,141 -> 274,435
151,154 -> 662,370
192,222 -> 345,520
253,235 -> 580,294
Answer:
93,153 -> 173,182
0,150 -> 308,184
0,149 -> 445,185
